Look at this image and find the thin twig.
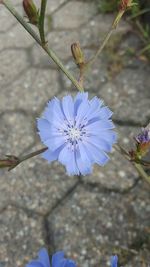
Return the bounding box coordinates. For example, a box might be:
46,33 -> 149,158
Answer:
88,10 -> 125,68
9,147 -> 48,170
39,0 -> 47,45
114,144 -> 150,186
134,163 -> 150,185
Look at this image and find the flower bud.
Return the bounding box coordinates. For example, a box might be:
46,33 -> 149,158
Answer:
135,123 -> 150,157
23,0 -> 39,25
71,42 -> 85,67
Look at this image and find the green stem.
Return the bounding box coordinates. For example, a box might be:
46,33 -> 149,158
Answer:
39,0 -> 47,45
2,0 -> 83,92
88,10 -> 125,68
138,43 -> 150,55
114,144 -> 150,186
89,29 -> 114,67
134,163 -> 150,186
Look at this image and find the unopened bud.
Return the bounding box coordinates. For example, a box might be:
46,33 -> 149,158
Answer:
113,0 -> 137,28
23,0 -> 39,25
71,42 -> 85,67
135,124 -> 150,157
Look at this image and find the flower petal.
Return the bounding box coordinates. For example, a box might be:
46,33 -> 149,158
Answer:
74,92 -> 88,115
42,148 -> 60,162
43,98 -> 65,127
75,100 -> 90,127
37,118 -> 60,142
63,260 -> 77,267
66,152 -> 79,176
52,252 -> 64,267
87,106 -> 113,122
26,260 -> 44,267
86,120 -> 115,133
84,141 -> 109,166
76,147 -> 92,175
85,135 -> 113,152
111,256 -> 118,267
62,95 -> 74,122
98,130 -> 117,144
58,146 -> 79,175
45,135 -> 65,151
89,96 -> 103,111
38,249 -> 50,267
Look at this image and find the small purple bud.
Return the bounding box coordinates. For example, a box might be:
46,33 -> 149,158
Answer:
136,124 -> 150,144
134,123 -> 150,157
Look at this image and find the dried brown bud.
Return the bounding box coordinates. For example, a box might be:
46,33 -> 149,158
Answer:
71,42 -> 85,67
23,0 -> 39,25
119,0 -> 135,11
0,155 -> 19,169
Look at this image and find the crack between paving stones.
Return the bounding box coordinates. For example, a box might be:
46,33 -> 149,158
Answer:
43,216 -> 56,252
45,178 -> 81,216
80,177 -> 140,195
114,119 -> 148,127
9,202 -> 45,217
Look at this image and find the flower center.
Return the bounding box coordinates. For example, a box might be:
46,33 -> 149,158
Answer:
69,127 -> 81,139
58,121 -> 87,150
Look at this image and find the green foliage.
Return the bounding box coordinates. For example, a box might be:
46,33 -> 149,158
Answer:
97,0 -> 119,13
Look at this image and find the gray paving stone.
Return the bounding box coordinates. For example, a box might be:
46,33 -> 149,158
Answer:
0,112 -> 34,155
52,1 -> 97,29
98,67 -> 150,124
32,30 -> 79,66
82,150 -> 138,191
2,23 -> 35,50
47,31 -> 79,60
0,1 -> 150,266
0,206 -> 45,267
48,182 -> 150,267
0,155 -> 78,215
0,49 -> 29,87
0,5 -> 17,33
31,43 -> 54,68
46,0 -> 68,14
0,68 -> 60,113
78,14 -> 130,47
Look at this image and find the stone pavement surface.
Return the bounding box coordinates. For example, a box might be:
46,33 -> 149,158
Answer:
0,1 -> 150,267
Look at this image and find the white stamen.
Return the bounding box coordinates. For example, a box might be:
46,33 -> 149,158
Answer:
69,128 -> 81,140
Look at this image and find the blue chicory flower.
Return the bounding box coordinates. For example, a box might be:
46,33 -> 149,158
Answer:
26,248 -> 77,267
37,92 -> 117,175
111,255 -> 118,267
